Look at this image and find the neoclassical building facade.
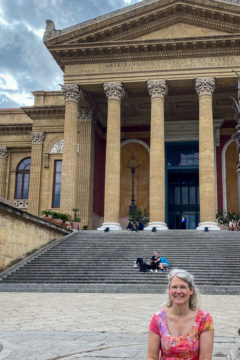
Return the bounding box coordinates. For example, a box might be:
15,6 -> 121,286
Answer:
0,0 -> 240,230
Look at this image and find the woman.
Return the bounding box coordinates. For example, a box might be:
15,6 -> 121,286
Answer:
181,214 -> 187,230
146,269 -> 214,360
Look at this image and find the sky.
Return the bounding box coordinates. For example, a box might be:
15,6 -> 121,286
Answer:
0,0 -> 142,108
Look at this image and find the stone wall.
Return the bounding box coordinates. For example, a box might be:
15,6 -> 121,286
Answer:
0,197 -> 70,270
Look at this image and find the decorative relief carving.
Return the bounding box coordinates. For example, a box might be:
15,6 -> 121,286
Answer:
30,132 -> 45,145
79,108 -> 93,122
147,80 -> 168,99
43,19 -> 60,42
103,82 -> 125,101
61,85 -> 84,103
0,146 -> 8,159
195,77 -> 215,96
14,199 -> 28,209
50,139 -> 64,154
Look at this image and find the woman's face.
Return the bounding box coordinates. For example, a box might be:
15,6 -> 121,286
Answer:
168,276 -> 193,306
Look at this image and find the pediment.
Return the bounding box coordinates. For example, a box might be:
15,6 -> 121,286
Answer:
133,22 -> 229,41
44,0 -> 240,47
44,0 -> 240,69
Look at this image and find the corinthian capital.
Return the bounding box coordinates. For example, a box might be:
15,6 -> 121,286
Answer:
62,84 -> 84,103
30,132 -> 45,145
0,146 -> 8,159
78,108 -> 94,122
103,82 -> 125,101
195,77 -> 215,96
147,80 -> 168,99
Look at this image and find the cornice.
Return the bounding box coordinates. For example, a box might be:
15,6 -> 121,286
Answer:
21,106 -> 65,120
0,123 -> 32,134
50,34 -> 240,67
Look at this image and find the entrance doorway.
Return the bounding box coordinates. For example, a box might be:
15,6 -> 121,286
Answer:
168,172 -> 199,229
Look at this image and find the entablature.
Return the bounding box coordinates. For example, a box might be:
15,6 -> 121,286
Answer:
0,123 -> 32,134
49,34 -> 240,67
21,106 -> 65,120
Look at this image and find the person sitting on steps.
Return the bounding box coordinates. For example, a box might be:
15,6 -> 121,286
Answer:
150,251 -> 170,273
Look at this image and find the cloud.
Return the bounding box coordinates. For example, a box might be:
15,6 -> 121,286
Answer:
0,73 -> 18,90
0,0 -> 141,108
2,91 -> 33,106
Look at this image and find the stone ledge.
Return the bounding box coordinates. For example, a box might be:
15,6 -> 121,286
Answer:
0,198 -> 71,235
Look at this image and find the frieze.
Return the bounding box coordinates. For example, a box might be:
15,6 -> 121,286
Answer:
103,82 -> 125,101
78,108 -> 94,122
30,132 -> 45,145
0,146 -> 8,159
50,139 -> 64,154
195,77 -> 215,96
61,85 -> 84,103
68,55 -> 240,76
147,79 -> 168,99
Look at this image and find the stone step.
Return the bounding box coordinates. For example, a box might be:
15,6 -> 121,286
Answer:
1,230 -> 240,294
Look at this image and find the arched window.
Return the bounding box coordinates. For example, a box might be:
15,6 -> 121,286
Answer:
15,158 -> 31,199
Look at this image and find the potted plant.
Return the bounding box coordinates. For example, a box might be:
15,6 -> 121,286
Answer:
71,216 -> 81,231
59,213 -> 70,228
82,225 -> 88,230
51,211 -> 63,225
41,210 -> 53,222
72,208 -> 79,221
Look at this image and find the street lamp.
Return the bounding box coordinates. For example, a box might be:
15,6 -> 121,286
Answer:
127,153 -> 140,218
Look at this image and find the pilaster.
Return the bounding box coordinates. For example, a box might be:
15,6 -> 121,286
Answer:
98,82 -> 125,231
195,77 -> 220,230
145,80 -> 168,231
78,108 -> 95,229
60,85 -> 84,216
28,132 -> 45,215
0,146 -> 9,198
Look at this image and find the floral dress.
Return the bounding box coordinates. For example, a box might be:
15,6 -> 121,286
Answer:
149,308 -> 214,360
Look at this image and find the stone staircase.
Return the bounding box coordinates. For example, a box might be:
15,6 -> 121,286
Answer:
0,230 -> 240,294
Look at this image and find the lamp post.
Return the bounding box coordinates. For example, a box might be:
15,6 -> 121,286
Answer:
231,70 -> 240,218
127,153 -> 140,218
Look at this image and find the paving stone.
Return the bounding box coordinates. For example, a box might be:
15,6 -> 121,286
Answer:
0,293 -> 239,359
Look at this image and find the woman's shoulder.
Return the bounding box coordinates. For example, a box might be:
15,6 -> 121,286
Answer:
195,309 -> 214,332
155,307 -> 166,317
196,309 -> 212,319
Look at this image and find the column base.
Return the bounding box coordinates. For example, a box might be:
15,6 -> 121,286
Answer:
196,222 -> 220,231
144,222 -> 168,231
97,222 -> 122,231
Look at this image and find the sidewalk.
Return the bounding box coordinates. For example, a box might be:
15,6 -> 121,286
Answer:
0,293 -> 239,359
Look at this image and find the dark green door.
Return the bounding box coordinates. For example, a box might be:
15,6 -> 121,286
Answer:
168,172 -> 199,229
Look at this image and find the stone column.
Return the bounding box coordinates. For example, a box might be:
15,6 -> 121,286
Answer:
60,85 -> 84,215
78,108 -> 95,229
98,82 -> 125,231
0,146 -> 8,198
195,77 -> 220,230
145,80 -> 168,231
28,132 -> 45,215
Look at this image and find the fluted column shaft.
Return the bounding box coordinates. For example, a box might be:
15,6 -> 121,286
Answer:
98,82 -> 125,230
78,108 -> 95,229
195,77 -> 219,230
0,147 -> 8,198
60,85 -> 84,215
28,132 -> 45,215
145,80 -> 168,230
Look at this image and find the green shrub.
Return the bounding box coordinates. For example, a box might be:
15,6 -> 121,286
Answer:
128,208 -> 149,224
216,209 -> 238,226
